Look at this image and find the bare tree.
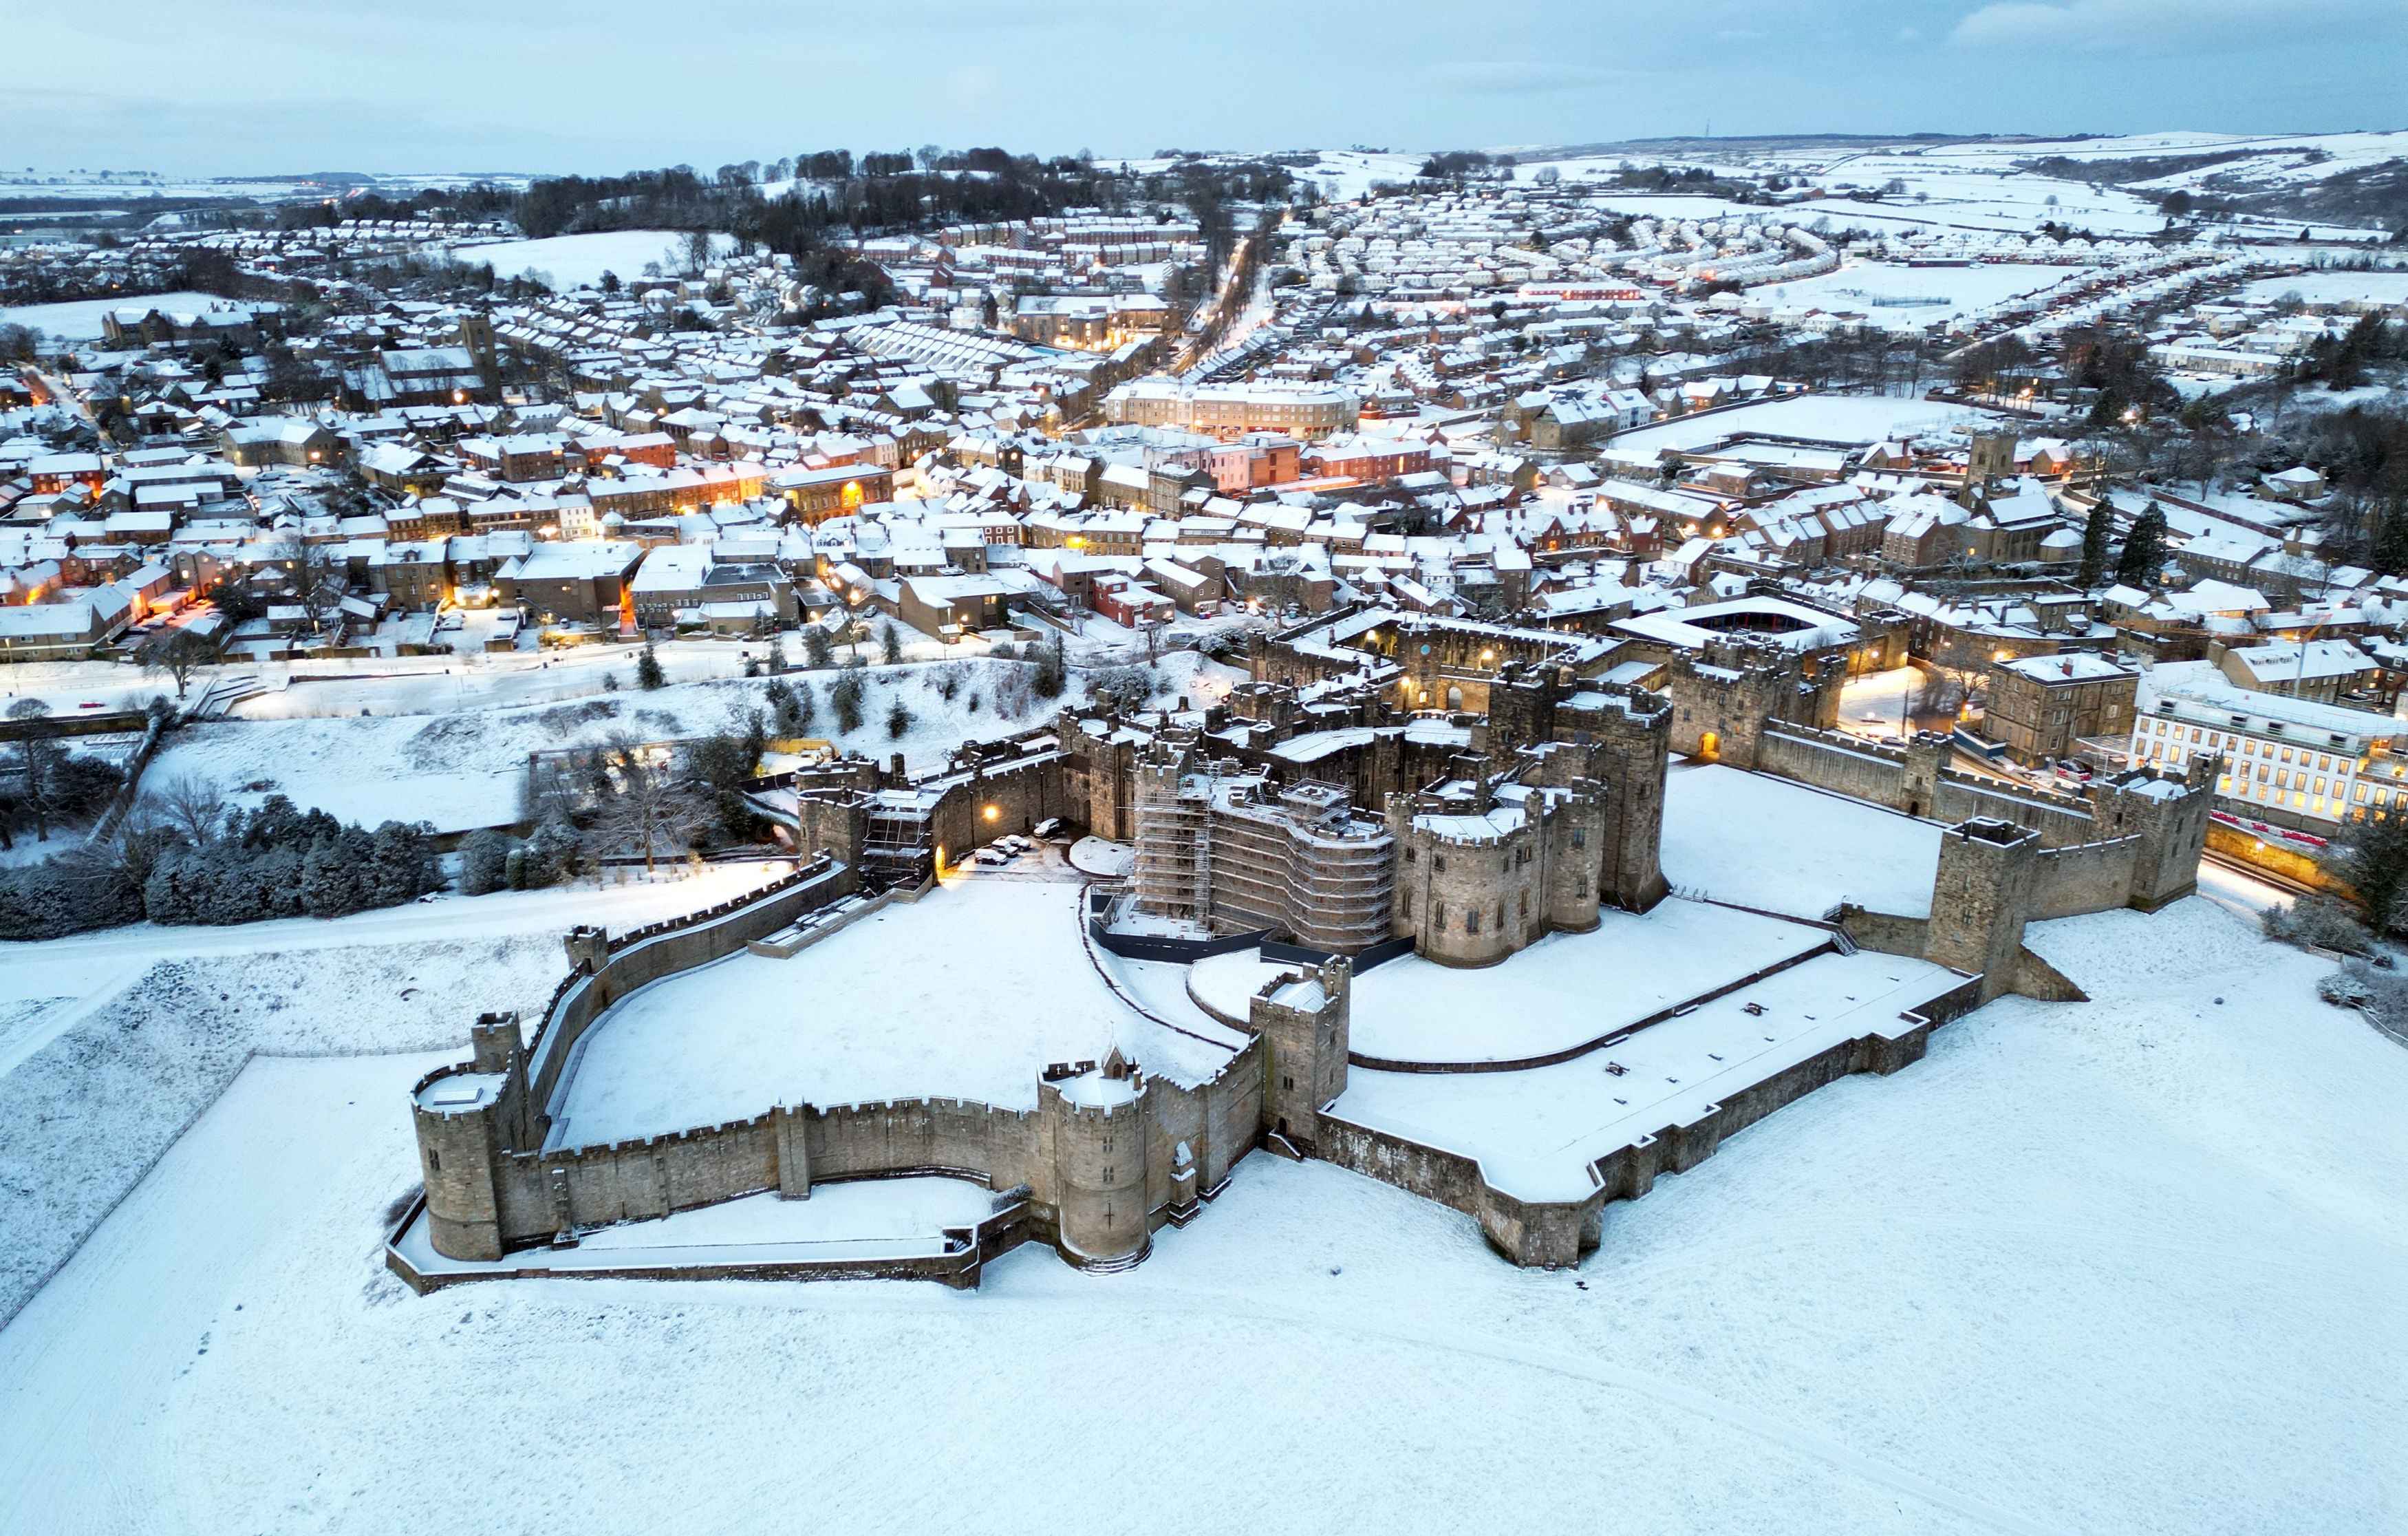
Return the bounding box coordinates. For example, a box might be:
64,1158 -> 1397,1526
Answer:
137,626 -> 219,701
7,698 -> 60,843
590,735 -> 697,875
152,773 -> 228,845
270,535 -> 345,638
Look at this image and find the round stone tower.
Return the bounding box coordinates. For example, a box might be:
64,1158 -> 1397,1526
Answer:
1040,1060 -> 1151,1270
411,1068 -> 509,1261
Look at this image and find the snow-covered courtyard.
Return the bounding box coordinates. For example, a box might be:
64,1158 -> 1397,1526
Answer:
1662,762 -> 1944,919
0,893 -> 2399,1535
1190,894 -> 1829,1065
551,871 -> 1247,1148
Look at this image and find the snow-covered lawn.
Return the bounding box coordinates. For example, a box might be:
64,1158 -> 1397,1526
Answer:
394,1178 -> 1001,1278
149,714 -> 528,833
1190,897 -> 1827,1065
0,290 -> 230,342
552,874 -> 1245,1148
1606,393 -> 2014,454
0,895 -> 2398,1535
442,230 -> 738,290
1664,765 -> 1943,919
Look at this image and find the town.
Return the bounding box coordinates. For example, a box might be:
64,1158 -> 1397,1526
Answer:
2,127 -> 2405,1536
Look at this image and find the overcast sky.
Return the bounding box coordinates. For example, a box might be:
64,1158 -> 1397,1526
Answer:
8,0 -> 2403,177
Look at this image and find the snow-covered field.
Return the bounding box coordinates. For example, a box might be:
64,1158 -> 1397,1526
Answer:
444,230 -> 739,290
0,866 -> 785,1325
2237,270 -> 2408,309
130,646 -> 1228,832
1607,394 -> 2012,454
0,290 -> 235,341
1663,763 -> 1943,919
1759,260 -> 2077,326
0,890 -> 2398,1534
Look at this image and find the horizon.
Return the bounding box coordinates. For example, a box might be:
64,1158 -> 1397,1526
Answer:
10,0 -> 2405,175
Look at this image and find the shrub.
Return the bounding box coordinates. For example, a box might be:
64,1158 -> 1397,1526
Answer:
2266,893 -> 2371,954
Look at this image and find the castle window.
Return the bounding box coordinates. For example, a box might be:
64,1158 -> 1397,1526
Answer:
1103,1167 -> 1113,1184
1402,892 -> 1414,918
1282,1074 -> 1294,1090
1465,909 -> 1479,934
1519,893 -> 1529,920
427,1149 -> 440,1171
1404,846 -> 1416,864
1576,876 -> 1587,897
1434,855 -> 1446,873
1571,828 -> 1586,849
1433,902 -> 1445,926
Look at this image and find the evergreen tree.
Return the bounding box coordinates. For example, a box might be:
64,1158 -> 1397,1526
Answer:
2330,806 -> 2408,933
2076,498 -> 2115,589
2114,501 -> 2169,586
886,697 -> 913,739
523,820 -> 580,886
804,626 -> 835,668
636,637 -> 667,690
831,667 -> 866,733
880,621 -> 903,665
460,829 -> 512,895
1031,632 -> 1067,699
301,834 -> 354,918
366,822 -> 438,906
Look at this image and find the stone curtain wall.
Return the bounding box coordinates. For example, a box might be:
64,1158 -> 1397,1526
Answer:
926,751 -> 1068,868
2028,838 -> 2146,921
1755,725 -> 1915,807
1755,725 -> 2103,846
1934,778 -> 2098,849
496,1110 -> 786,1243
524,857 -> 856,1116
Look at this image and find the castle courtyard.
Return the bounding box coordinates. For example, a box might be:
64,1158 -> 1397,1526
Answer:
549,871 -> 1247,1150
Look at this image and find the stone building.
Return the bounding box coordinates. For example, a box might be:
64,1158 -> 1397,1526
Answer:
1129,744 -> 1396,953
1983,651 -> 2137,765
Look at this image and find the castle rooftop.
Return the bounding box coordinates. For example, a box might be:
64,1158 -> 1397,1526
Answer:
416,1072 -> 503,1113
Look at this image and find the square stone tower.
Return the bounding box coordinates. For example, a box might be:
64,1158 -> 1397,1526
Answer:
1249,956 -> 1351,1150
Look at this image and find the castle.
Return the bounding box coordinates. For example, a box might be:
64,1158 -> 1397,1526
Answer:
390,605 -> 2215,1291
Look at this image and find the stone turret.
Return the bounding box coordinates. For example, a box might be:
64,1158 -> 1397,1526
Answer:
1249,955 -> 1351,1150
411,1011 -> 535,1263
1039,1054 -> 1152,1270
563,925 -> 610,973
1542,685 -> 1672,912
